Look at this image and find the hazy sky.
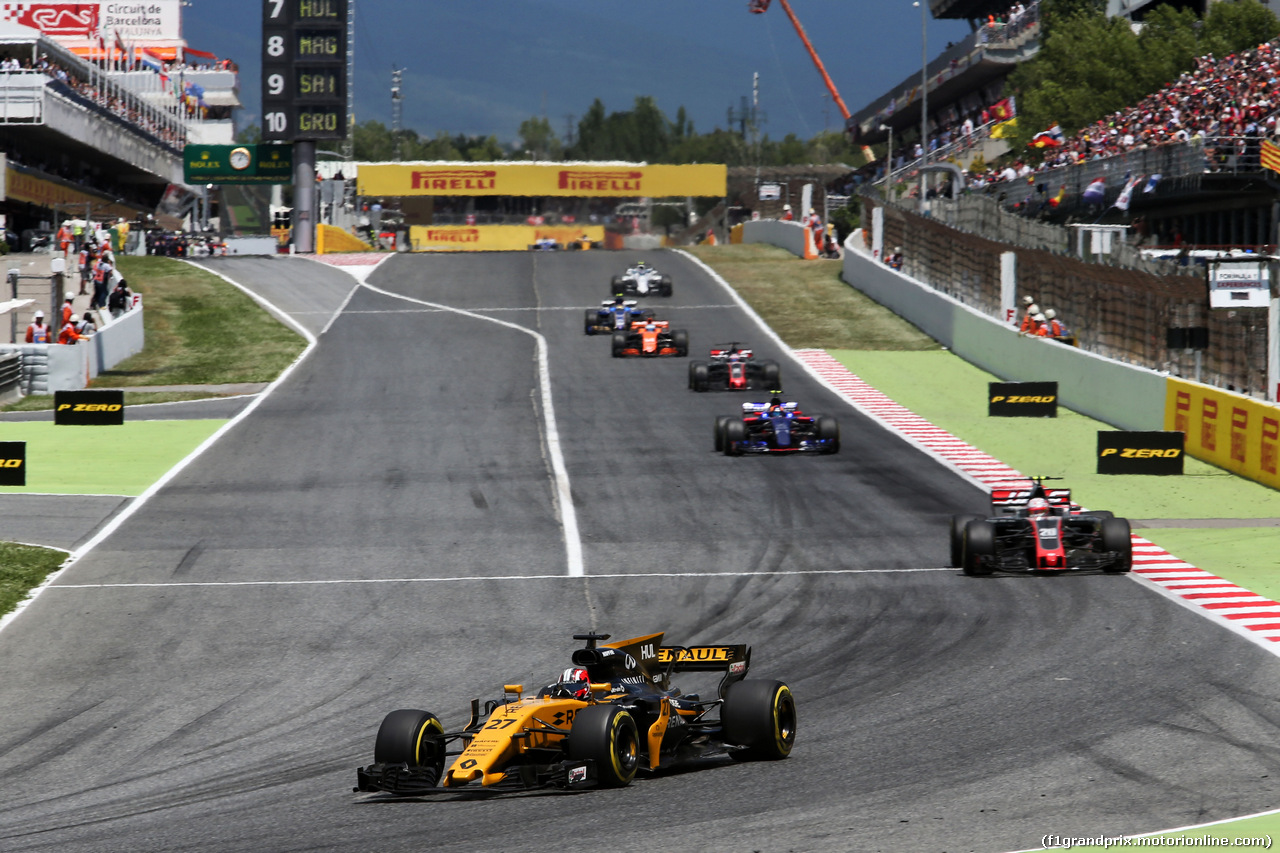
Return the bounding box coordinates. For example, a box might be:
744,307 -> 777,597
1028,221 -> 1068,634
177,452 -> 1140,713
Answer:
185,0 -> 974,144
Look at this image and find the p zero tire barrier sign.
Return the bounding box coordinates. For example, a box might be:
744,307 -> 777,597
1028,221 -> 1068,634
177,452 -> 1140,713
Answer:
1098,430 -> 1184,475
54,391 -> 124,426
989,381 -> 1057,418
0,441 -> 24,486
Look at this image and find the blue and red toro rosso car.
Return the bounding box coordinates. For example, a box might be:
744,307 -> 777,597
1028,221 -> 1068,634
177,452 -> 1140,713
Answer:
714,398 -> 839,456
949,477 -> 1133,576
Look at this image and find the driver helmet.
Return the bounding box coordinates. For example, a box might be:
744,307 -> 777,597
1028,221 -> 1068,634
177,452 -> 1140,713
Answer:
1027,497 -> 1052,517
645,321 -> 656,331
768,395 -> 784,412
614,295 -> 625,305
556,666 -> 591,700
636,260 -> 646,269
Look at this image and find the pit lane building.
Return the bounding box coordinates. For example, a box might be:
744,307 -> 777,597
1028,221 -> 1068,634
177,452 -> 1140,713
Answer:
0,1 -> 240,250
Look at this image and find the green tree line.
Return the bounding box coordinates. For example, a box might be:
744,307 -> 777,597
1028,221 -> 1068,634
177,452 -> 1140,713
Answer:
256,95 -> 862,166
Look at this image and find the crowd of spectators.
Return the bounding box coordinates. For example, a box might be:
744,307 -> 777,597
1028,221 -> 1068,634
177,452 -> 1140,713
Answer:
957,38 -> 1280,198
977,1 -> 1039,47
0,49 -> 188,148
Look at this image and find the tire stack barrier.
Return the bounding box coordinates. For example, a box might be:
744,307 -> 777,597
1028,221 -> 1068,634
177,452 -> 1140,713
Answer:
14,344 -> 48,394
0,350 -> 20,403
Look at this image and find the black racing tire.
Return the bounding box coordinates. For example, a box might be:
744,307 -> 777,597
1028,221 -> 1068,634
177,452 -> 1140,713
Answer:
373,709 -> 446,786
672,329 -> 689,357
690,362 -> 710,391
722,680 -> 796,761
949,514 -> 982,568
584,309 -> 598,335
714,415 -> 731,451
1088,510 -> 1115,520
567,704 -> 640,788
723,419 -> 746,456
962,520 -> 996,577
610,275 -> 625,296
659,276 -> 673,296
611,331 -> 627,358
816,416 -> 840,454
1100,517 -> 1133,573
761,361 -> 781,389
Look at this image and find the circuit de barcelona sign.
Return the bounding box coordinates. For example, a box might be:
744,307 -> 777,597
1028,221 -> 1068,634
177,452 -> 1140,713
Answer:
357,162 -> 727,198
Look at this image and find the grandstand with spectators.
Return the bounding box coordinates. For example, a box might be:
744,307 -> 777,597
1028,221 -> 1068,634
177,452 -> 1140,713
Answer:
0,7 -> 239,251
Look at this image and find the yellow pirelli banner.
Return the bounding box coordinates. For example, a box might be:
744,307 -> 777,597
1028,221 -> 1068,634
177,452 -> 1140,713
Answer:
1165,377 -> 1280,489
409,224 -> 605,252
359,162 -> 726,198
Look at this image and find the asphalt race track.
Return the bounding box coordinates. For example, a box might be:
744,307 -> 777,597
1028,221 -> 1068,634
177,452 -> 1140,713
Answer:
1,251 -> 1279,853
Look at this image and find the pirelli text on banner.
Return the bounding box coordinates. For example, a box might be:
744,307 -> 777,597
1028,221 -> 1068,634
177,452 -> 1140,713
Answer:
0,441 -> 25,486
54,390 -> 125,426
1165,377 -> 1280,491
988,381 -> 1057,418
357,162 -> 728,199
1097,430 -> 1184,475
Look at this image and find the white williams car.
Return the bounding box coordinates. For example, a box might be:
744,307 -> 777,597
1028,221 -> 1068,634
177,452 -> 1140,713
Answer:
610,261 -> 672,297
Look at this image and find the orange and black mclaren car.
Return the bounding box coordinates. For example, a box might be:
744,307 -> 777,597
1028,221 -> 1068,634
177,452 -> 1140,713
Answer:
611,320 -> 689,357
354,632 -> 796,795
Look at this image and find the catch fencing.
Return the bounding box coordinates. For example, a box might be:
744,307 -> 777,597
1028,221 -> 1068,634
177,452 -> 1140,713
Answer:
867,198 -> 1270,396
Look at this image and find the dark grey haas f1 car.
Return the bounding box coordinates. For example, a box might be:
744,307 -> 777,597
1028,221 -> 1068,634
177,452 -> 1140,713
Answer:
715,397 -> 839,456
950,477 -> 1133,576
354,631 -> 795,794
688,343 -> 780,392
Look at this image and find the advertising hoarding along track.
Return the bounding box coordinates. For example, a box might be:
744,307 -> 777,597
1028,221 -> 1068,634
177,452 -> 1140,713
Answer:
357,163 -> 727,198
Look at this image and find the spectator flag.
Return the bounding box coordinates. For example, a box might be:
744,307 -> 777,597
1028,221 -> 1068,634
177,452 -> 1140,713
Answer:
1082,177 -> 1106,205
1030,125 -> 1064,148
1143,174 -> 1162,193
1262,139 -> 1280,174
1114,173 -> 1140,211
1048,186 -> 1065,208
990,98 -> 1015,120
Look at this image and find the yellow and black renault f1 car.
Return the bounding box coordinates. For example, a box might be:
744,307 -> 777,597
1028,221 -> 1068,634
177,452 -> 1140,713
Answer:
354,632 -> 796,795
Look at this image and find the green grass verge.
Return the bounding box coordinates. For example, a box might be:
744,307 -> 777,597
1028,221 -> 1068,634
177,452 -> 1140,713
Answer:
0,420 -> 227,495
2,391 -> 257,412
830,350 -> 1280,519
94,256 -> 304,388
689,244 -> 1280,603
0,541 -> 66,616
685,244 -> 941,351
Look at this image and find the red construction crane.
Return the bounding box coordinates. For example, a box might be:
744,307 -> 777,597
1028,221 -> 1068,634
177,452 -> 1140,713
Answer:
748,0 -> 851,121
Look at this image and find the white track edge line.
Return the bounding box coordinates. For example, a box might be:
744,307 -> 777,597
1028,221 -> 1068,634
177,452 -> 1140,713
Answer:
673,249 -> 991,495
356,278 -> 584,578
47,565 -> 956,588
0,260 -> 333,636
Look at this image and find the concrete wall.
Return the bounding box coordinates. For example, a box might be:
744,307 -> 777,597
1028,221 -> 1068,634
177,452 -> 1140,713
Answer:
839,230 -> 1167,432
224,237 -> 279,256
0,305 -> 144,393
742,219 -> 809,257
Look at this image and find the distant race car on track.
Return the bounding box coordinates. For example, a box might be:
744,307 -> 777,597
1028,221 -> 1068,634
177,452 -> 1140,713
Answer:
688,342 -> 780,392
715,397 -> 839,456
611,261 -> 672,297
584,298 -> 654,335
354,631 -> 795,794
949,476 -> 1133,576
611,319 -> 688,357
